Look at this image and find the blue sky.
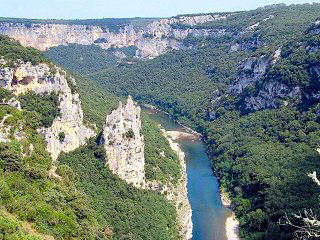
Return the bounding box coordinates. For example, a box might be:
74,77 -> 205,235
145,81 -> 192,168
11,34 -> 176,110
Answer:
0,0 -> 319,19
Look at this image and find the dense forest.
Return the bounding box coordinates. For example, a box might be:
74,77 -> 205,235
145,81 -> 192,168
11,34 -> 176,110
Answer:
45,44 -> 138,76
43,3 -> 320,239
142,113 -> 181,184
57,138 -> 180,240
204,107 -> 320,239
0,3 -> 320,240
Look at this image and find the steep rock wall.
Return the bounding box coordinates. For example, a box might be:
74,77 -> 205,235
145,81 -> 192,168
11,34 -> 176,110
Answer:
229,55 -> 271,95
243,29 -> 320,111
0,60 -> 95,160
244,82 -> 302,110
0,14 -> 228,59
100,96 -> 145,187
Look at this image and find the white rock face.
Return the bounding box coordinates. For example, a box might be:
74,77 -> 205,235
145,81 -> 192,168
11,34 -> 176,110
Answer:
0,61 -> 95,160
0,14 -> 228,59
100,96 -> 145,188
0,115 -> 12,143
100,101 -> 194,238
272,47 -> 282,64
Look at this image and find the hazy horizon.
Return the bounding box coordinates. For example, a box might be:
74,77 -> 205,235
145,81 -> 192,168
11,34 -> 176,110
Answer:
0,0 -> 319,20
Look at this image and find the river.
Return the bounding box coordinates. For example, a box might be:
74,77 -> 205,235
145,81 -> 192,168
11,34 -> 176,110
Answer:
143,107 -> 232,240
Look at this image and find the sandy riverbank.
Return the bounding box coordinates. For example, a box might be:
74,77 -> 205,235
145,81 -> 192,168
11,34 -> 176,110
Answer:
221,188 -> 240,240
161,129 -> 193,240
226,213 -> 240,240
164,130 -> 200,141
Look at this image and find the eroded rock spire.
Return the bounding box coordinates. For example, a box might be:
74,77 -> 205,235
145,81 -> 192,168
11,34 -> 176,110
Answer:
100,96 -> 145,188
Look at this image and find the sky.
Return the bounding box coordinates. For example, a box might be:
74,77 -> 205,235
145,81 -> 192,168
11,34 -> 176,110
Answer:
0,0 -> 319,19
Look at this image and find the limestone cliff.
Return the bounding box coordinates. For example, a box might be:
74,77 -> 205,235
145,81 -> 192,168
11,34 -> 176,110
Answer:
243,22 -> 320,112
100,100 -> 193,239
0,14 -> 228,59
0,60 -> 95,160
229,55 -> 271,95
100,96 -> 145,187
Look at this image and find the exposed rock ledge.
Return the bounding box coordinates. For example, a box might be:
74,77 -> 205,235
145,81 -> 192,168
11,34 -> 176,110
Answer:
161,129 -> 194,240
0,60 -> 95,160
0,14 -> 229,59
220,187 -> 233,208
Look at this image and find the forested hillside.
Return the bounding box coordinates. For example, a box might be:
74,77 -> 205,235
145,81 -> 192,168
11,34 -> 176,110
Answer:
45,44 -> 138,76
0,36 -> 183,239
45,3 -> 320,125
43,3 -> 320,240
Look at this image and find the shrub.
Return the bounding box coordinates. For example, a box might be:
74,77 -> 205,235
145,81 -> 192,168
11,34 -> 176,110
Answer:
0,88 -> 12,101
124,128 -> 135,138
18,91 -> 60,128
58,132 -> 65,142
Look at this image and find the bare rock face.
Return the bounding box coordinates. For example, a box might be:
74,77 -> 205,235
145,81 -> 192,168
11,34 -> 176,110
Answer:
229,55 -> 271,95
0,115 -> 12,143
0,14 -> 228,59
0,60 -> 95,160
244,81 -> 302,111
100,96 -> 145,188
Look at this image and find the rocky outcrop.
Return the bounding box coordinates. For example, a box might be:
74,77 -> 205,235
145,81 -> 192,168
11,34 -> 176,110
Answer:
244,82 -> 302,111
307,20 -> 320,35
0,60 -> 95,160
208,49 -> 289,117
229,55 -> 271,95
100,96 -> 145,188
244,15 -> 274,32
0,14 -> 228,59
229,36 -> 263,52
0,115 -> 12,143
243,43 -> 319,112
207,55 -> 271,118
100,101 -> 193,239
220,187 -> 233,208
241,21 -> 320,111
